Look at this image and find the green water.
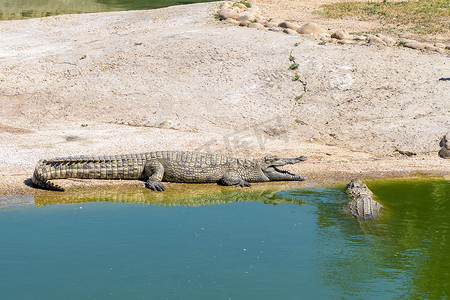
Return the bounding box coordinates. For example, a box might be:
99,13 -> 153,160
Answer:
0,0 -> 218,21
0,179 -> 449,299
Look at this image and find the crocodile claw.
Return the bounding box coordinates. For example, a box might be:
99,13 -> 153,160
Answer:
145,180 -> 166,192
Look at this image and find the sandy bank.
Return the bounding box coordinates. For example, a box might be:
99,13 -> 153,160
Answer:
0,2 -> 448,195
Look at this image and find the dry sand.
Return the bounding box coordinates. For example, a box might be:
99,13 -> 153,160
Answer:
0,1 -> 449,195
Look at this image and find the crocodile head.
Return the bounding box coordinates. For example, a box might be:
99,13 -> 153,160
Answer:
261,156 -> 307,181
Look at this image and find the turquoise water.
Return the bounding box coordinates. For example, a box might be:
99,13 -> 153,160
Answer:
0,0 -> 218,21
0,179 -> 449,299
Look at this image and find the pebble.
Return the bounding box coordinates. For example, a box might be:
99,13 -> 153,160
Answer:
404,42 -> 425,50
239,20 -> 250,27
218,8 -> 238,20
278,21 -> 300,31
248,23 -> 264,29
297,22 -> 322,35
265,21 -> 278,28
331,29 -> 350,40
237,13 -> 256,22
283,28 -> 298,35
225,18 -> 240,25
367,36 -> 386,46
424,44 -> 437,51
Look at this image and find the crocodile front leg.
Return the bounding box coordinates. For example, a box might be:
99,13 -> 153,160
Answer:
144,160 -> 166,191
219,174 -> 251,187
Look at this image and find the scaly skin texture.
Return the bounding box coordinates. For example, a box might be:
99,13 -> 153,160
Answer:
346,178 -> 383,218
32,151 -> 307,191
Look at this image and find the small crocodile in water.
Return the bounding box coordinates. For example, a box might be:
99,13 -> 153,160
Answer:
32,151 -> 307,191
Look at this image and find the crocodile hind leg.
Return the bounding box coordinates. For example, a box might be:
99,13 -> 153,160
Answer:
144,160 -> 166,191
218,174 -> 251,187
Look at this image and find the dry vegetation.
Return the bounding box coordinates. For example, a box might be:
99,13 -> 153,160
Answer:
318,0 -> 450,35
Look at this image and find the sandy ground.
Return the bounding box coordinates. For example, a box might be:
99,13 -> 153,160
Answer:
0,1 -> 449,195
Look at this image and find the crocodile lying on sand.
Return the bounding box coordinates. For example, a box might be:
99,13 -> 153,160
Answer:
32,151 -> 307,191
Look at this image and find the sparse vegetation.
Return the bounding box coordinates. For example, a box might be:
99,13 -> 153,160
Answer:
289,63 -> 299,70
250,19 -> 258,23
214,13 -> 221,20
289,55 -> 295,61
295,119 -> 307,125
238,1 -> 252,8
318,0 -> 449,34
293,75 -> 300,81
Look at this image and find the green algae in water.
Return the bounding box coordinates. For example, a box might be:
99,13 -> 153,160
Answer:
0,0 -> 219,21
0,179 -> 449,299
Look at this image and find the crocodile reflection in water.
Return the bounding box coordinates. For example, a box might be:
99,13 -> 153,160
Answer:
33,185 -> 306,207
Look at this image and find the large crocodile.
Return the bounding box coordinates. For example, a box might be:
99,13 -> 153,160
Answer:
32,151 -> 307,191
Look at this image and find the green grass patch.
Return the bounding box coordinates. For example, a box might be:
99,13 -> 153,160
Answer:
317,0 -> 449,34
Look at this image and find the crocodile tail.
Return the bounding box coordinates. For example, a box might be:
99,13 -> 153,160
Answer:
32,160 -> 65,192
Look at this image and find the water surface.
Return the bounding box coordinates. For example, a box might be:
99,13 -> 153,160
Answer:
0,179 -> 449,299
0,0 -> 218,21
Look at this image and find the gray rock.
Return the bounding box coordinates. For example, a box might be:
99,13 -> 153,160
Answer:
218,8 -> 239,20
331,29 -> 350,40
439,132 -> 450,159
404,42 -> 425,50
265,21 -> 278,28
297,22 -> 322,35
239,20 -> 250,27
278,21 -> 300,31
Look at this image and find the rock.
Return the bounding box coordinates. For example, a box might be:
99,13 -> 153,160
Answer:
256,19 -> 268,26
297,22 -> 322,35
237,13 -> 256,22
218,8 -> 239,20
239,20 -> 250,27
248,23 -> 264,29
434,43 -> 445,49
269,18 -> 284,24
233,2 -> 247,10
353,35 -> 367,42
268,27 -> 281,32
439,132 -> 450,159
425,44 -> 437,51
367,36 -> 386,46
446,44 -> 450,50
331,29 -> 350,40
244,8 -> 260,16
225,18 -> 240,25
436,48 -> 445,54
220,1 -> 233,9
283,28 -> 298,35
278,21 -> 300,31
404,42 -> 425,50
380,36 -> 396,46
265,21 -> 279,28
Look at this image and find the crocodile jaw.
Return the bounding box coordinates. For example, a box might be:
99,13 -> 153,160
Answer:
262,166 -> 306,181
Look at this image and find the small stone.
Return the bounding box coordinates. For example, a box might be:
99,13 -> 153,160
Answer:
424,44 -> 437,51
220,1 -> 233,9
278,21 -> 300,31
225,18 -> 240,25
237,13 -> 255,22
353,36 -> 367,41
244,8 -> 260,16
248,22 -> 264,29
404,42 -> 425,50
265,22 -> 279,28
436,48 -> 445,54
268,27 -> 281,32
331,29 -> 350,40
283,28 -> 298,35
380,36 -> 395,46
297,22 -> 322,35
269,18 -> 284,24
434,43 -> 445,49
367,36 -> 386,45
233,3 -> 247,9
256,19 -> 268,26
445,44 -> 450,50
239,20 -> 250,27
218,8 -> 239,20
